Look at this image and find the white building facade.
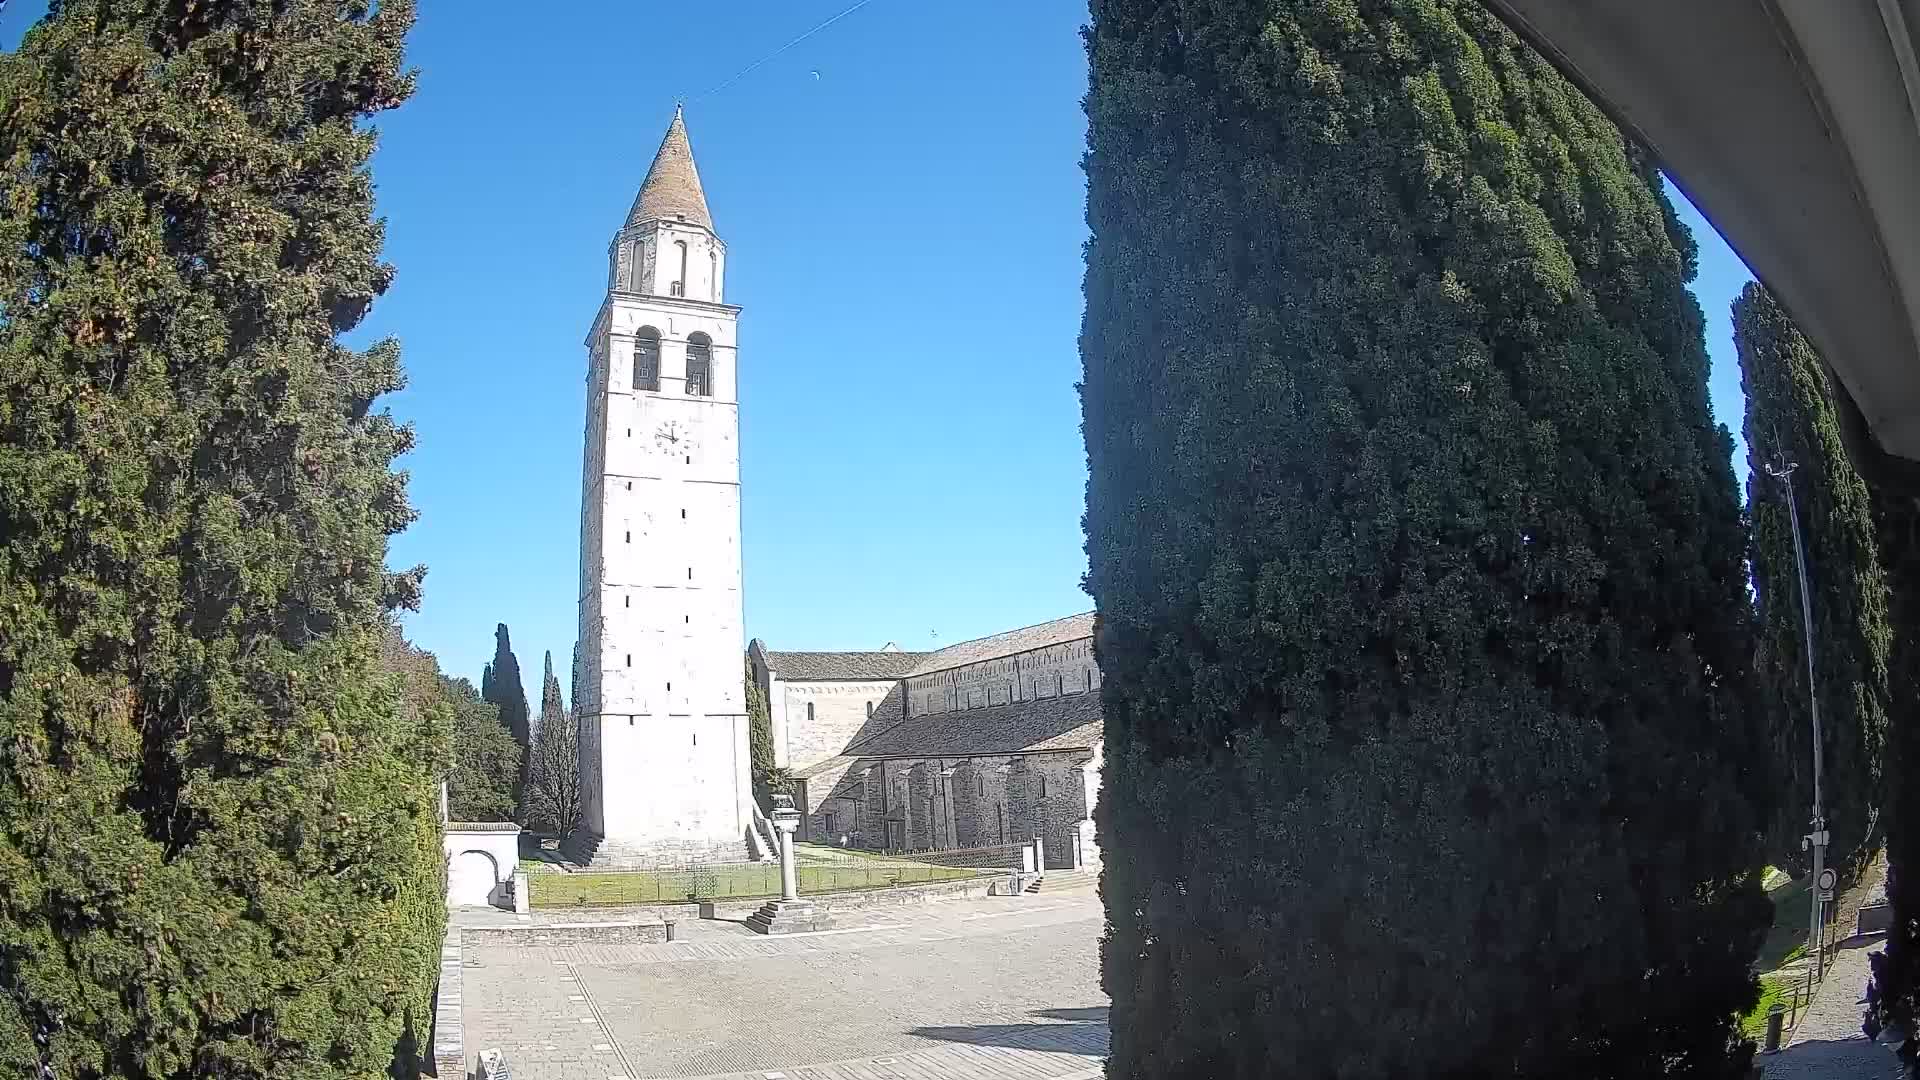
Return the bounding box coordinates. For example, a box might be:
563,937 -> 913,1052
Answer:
575,109 -> 756,864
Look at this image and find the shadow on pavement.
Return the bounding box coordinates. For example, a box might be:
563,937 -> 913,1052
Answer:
909,1007 -> 1110,1056
1760,1037 -> 1899,1079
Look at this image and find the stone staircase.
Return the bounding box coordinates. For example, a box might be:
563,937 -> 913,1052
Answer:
1024,868 -> 1097,894
560,832 -> 757,870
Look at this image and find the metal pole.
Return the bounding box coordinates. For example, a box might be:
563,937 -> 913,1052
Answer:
1768,458 -> 1828,978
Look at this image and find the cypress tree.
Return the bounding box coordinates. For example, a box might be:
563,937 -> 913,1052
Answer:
1080,2 -> 1768,1076
523,653 -> 581,838
747,658 -> 775,805
1735,282 -> 1890,880
0,1 -> 443,1075
481,622 -> 530,805
539,650 -> 563,740
1871,494 -> 1920,1051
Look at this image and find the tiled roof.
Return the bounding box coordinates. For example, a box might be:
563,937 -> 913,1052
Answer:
843,691 -> 1102,758
626,107 -> 712,231
763,650 -> 928,682
908,612 -> 1095,677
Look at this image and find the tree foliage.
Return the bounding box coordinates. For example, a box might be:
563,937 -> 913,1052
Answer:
381,631 -> 516,824
747,658 -> 776,807
1079,2 -> 1768,1076
523,707 -> 581,840
523,652 -> 579,835
0,1 -> 444,1075
1870,492 -> 1920,1050
481,622 -> 530,809
1736,283 -> 1889,878
446,680 -> 520,823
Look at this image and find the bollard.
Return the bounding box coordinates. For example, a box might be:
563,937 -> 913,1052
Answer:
1763,1003 -> 1786,1053
664,920 -> 676,942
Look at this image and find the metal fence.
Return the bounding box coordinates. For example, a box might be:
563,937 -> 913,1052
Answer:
527,843 -> 1023,908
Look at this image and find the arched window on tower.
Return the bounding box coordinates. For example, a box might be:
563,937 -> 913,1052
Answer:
685,333 -> 713,397
709,249 -> 718,300
671,240 -> 688,297
634,327 -> 661,392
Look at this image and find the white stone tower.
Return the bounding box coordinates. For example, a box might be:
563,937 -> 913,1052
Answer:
575,108 -> 752,863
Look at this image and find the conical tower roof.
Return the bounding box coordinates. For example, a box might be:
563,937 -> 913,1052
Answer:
625,106 -> 713,232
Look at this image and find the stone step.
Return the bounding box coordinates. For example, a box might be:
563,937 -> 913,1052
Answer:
745,898 -> 833,935
1026,870 -> 1097,894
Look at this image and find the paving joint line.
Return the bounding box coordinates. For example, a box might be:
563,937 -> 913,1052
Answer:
568,960 -> 642,1079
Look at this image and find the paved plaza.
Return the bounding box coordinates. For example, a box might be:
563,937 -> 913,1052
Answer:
461,891 -> 1108,1080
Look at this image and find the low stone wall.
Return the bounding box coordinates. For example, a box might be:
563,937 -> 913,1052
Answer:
429,927 -> 462,1078
463,919 -> 672,947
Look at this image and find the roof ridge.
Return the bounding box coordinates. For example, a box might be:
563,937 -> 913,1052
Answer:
922,611 -> 1094,656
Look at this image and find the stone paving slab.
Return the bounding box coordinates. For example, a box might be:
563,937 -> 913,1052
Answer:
462,895 -> 1106,1080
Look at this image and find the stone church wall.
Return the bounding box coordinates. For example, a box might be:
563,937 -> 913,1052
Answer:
906,638 -> 1101,719
802,750 -> 1095,867
776,679 -> 897,773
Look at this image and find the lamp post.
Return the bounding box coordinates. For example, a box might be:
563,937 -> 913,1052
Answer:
1765,457 -> 1829,977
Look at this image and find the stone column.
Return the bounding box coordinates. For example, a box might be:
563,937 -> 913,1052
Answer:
774,801 -> 800,902
1033,832 -> 1046,873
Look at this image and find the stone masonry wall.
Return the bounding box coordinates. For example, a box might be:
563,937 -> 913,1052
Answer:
778,679 -> 896,773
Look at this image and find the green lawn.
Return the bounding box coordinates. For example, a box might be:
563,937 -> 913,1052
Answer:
1739,972 -> 1794,1041
528,861 -> 991,908
1756,869 -> 1814,973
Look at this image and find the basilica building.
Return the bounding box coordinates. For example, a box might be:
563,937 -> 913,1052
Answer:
749,613 -> 1104,871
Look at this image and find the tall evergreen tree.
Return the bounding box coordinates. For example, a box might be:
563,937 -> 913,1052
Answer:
539,650 -> 563,742
1870,493 -> 1920,1054
1080,2 -> 1768,1076
747,659 -> 776,805
0,1 -> 443,1075
481,622 -> 530,805
1735,282 -> 1890,879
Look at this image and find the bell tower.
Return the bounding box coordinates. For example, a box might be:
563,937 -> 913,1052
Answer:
575,108 -> 751,863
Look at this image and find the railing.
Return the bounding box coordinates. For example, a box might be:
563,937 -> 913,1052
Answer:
526,844 -> 1021,908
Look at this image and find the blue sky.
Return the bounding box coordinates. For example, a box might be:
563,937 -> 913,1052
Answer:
2,1 -> 1757,695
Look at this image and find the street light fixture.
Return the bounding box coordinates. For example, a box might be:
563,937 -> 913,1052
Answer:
1764,456 -> 1830,978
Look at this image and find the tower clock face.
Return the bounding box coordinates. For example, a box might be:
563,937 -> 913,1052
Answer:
654,421 -> 693,454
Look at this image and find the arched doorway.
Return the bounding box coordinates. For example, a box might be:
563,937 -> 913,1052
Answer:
448,849 -> 500,908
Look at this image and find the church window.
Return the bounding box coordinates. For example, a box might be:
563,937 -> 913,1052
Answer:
1056,673 -> 1064,696
681,509 -> 686,519
1040,776 -> 1048,798
625,531 -> 630,543
686,333 -> 713,397
806,702 -> 815,724
672,241 -> 688,296
709,250 -> 718,297
634,327 -> 661,391
978,775 -> 985,797
866,701 -> 875,718
624,596 -> 629,608
625,655 -> 631,666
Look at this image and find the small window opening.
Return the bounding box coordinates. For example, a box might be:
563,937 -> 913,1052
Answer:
625,531 -> 631,543
680,509 -> 686,519
1040,776 -> 1048,798
806,702 -> 815,724
625,655 -> 631,667
866,701 -> 875,718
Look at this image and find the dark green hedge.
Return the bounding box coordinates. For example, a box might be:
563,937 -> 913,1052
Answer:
1736,282 -> 1889,880
1080,1 -> 1768,1075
